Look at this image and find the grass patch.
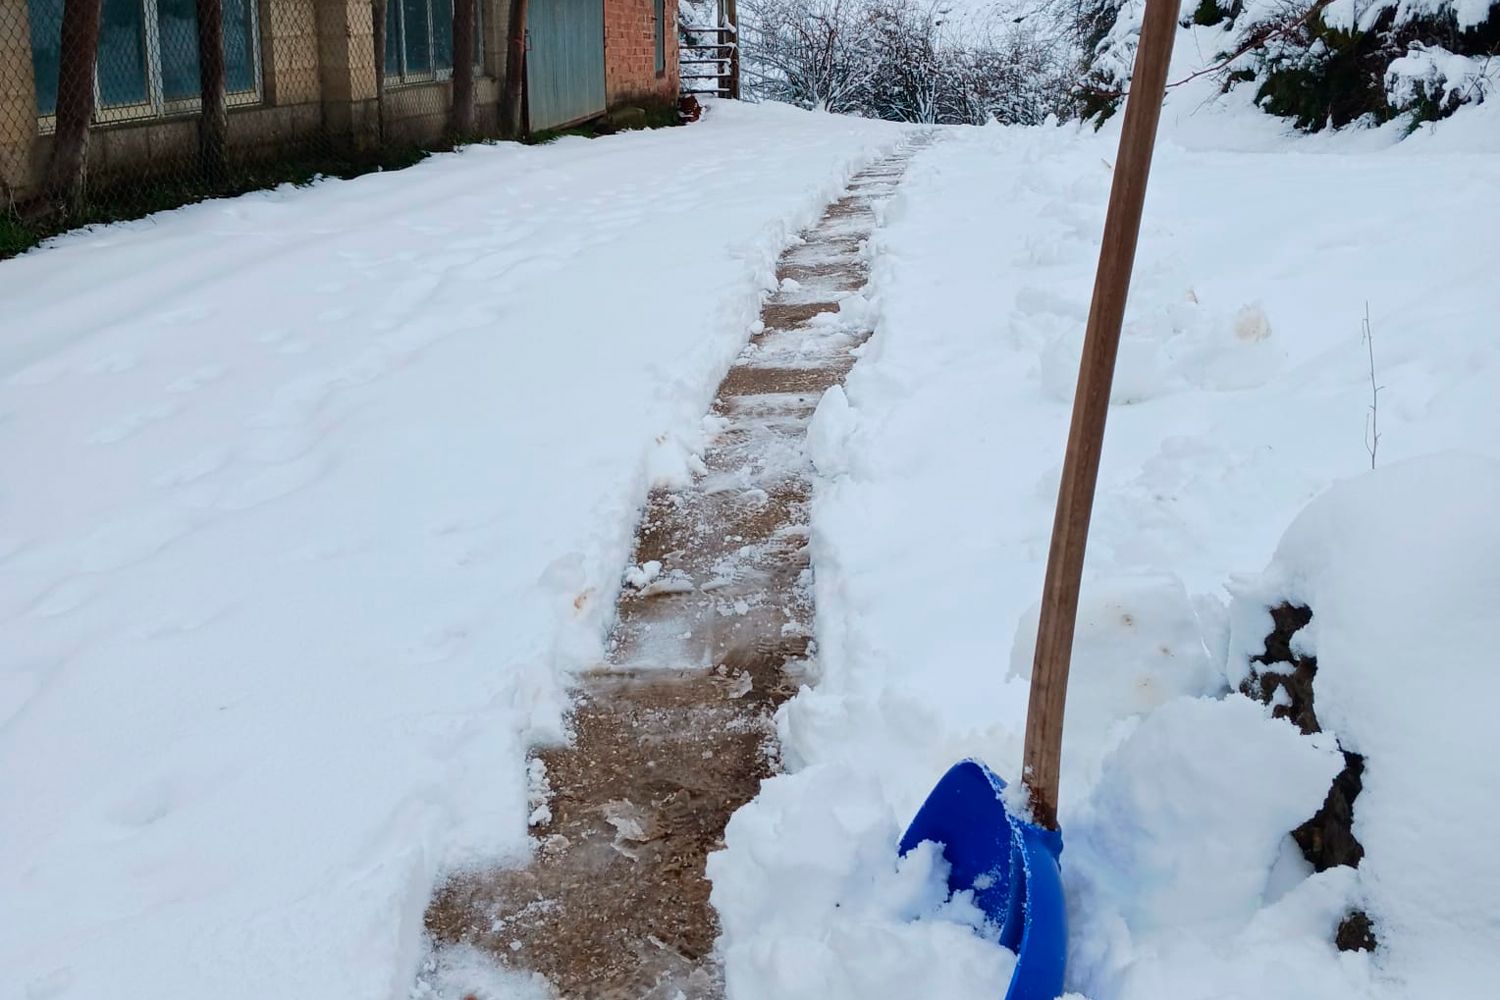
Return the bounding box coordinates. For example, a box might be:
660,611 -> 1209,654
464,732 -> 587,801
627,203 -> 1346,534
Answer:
525,103 -> 683,144
1,145 -> 432,261
524,124 -> 604,145
3,106 -> 683,259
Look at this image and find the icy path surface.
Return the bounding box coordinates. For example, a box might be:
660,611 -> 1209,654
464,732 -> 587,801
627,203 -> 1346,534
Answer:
424,143 -> 1005,1000
712,107 -> 1500,1000
0,103 -> 902,1000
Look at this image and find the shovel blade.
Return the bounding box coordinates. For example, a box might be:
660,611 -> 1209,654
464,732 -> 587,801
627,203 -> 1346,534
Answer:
900,760 -> 1067,1000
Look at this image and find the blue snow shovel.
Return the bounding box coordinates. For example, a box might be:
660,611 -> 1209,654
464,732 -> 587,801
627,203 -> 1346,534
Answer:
898,0 -> 1181,995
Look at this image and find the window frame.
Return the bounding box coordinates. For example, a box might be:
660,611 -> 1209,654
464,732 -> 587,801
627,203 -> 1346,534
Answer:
652,0 -> 664,76
385,0 -> 484,89
34,0 -> 263,131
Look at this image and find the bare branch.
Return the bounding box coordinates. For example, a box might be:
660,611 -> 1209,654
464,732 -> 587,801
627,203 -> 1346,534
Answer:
1363,302 -> 1382,471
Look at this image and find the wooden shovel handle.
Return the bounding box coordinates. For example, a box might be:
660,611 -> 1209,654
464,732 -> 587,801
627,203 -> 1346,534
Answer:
1022,0 -> 1179,830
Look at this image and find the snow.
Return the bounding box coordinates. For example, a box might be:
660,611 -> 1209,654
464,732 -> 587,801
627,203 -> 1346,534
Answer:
806,384 -> 856,478
1226,453 -> 1500,992
1066,696 -> 1343,933
1008,574 -> 1225,771
709,767 -> 1017,1000
708,88 -> 1500,1000
5,53 -> 1499,1000
1385,44 -> 1497,114
0,102 -> 902,1000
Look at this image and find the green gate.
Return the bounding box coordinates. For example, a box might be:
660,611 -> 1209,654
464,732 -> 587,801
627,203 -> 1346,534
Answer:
526,0 -> 606,131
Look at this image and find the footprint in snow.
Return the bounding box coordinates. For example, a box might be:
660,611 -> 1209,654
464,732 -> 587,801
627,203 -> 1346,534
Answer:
105,768 -> 231,831
165,364 -> 227,393
215,453 -> 329,512
81,351 -> 140,375
151,447 -> 232,488
7,360 -> 66,387
27,578 -> 95,619
86,401 -> 180,445
155,304 -> 214,326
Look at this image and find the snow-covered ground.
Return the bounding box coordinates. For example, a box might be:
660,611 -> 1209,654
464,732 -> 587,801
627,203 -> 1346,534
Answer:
0,103 -> 903,1000
711,58 -> 1500,1000
5,54 -> 1498,1000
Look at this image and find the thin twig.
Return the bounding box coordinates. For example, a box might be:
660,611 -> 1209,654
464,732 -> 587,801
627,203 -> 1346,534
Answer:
1363,302 -> 1383,470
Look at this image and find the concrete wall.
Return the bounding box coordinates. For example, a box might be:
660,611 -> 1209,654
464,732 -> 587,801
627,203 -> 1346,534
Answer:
603,0 -> 677,108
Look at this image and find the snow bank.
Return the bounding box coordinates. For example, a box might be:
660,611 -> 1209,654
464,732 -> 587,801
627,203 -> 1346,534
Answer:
711,91 -> 1500,1000
1066,696 -> 1345,967
708,766 -> 1016,1000
1008,574 -> 1225,771
1227,453 -> 1500,992
0,102 -> 905,1000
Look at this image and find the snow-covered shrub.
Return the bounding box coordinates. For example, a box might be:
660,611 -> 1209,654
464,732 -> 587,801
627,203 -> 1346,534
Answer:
1249,0 -> 1498,130
738,0 -> 879,114
1070,0 -> 1499,129
1385,42 -> 1495,119
1051,0 -> 1138,119
740,0 -> 1079,124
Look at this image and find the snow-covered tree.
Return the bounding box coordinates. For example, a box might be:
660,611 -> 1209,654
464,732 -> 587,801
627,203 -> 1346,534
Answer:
739,0 -> 1078,124
1072,0 -> 1498,129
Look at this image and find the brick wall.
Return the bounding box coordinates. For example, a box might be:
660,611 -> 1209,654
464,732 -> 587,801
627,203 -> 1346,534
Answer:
603,0 -> 677,107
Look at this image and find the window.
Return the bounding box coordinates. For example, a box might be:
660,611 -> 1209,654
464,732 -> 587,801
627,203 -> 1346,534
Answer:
26,0 -> 261,123
652,0 -> 664,74
385,0 -> 482,86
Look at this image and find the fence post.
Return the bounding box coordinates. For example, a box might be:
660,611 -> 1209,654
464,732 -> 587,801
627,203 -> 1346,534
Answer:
196,0 -> 229,182
451,0 -> 475,138
723,0 -> 738,100
44,0 -> 102,213
372,0 -> 387,143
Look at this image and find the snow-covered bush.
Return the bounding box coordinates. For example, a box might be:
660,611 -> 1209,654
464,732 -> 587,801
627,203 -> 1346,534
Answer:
1249,0 -> 1498,129
1385,41 -> 1495,119
1071,0 -> 1499,129
740,0 -> 1079,124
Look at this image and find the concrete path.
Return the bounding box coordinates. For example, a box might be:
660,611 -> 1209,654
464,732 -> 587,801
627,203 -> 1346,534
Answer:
425,139 -> 927,999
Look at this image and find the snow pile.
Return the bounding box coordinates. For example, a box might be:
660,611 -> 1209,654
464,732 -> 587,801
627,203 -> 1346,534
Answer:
708,765 -> 1016,1000
411,944 -> 551,1000
711,90 -> 1500,1000
1008,574 -> 1225,771
1039,297 -> 1283,405
1226,453 -> 1500,992
0,102 -> 902,1000
806,384 -> 857,478
1071,697 -> 1341,930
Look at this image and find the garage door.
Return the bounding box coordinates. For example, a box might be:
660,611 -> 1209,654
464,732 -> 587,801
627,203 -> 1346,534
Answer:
526,0 -> 606,131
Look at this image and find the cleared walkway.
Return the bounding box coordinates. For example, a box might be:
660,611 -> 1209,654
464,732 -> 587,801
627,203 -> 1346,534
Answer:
425,138 -> 927,999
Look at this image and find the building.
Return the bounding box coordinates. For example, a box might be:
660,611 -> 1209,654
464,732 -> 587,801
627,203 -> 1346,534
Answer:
0,0 -> 679,208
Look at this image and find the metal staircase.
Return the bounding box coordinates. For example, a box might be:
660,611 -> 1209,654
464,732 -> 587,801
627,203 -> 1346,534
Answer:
678,0 -> 739,99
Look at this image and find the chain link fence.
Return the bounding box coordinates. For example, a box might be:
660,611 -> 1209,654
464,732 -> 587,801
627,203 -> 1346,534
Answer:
2,0 -> 506,252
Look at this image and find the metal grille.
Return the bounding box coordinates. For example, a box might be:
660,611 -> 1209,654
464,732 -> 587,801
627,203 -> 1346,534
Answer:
2,0 -> 499,253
